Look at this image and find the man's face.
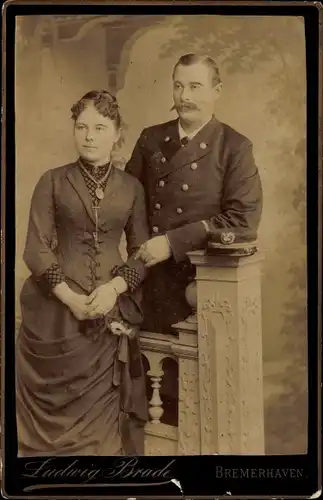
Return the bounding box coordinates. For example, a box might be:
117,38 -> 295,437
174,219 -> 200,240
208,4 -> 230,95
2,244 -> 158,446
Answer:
172,62 -> 221,124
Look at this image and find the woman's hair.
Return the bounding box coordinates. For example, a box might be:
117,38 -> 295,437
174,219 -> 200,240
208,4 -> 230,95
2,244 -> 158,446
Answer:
71,90 -> 121,129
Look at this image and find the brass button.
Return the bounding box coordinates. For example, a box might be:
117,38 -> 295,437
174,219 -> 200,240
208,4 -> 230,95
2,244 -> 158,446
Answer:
155,203 -> 161,210
164,136 -> 170,142
191,162 -> 198,170
161,157 -> 166,163
182,184 -> 189,191
176,208 -> 183,214
159,180 -> 165,187
200,142 -> 207,149
152,226 -> 159,233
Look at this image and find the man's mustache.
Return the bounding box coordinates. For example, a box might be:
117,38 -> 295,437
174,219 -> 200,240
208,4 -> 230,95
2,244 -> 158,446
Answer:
170,103 -> 199,111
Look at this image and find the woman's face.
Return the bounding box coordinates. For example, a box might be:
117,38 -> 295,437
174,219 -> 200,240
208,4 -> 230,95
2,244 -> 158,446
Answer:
74,103 -> 120,165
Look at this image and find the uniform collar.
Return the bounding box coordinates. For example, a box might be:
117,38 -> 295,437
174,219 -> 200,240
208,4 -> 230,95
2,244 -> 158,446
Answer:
178,116 -> 214,141
153,116 -> 221,180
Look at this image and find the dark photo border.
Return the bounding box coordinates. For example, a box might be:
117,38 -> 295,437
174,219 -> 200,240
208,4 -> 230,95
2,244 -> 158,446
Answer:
1,1 -> 322,498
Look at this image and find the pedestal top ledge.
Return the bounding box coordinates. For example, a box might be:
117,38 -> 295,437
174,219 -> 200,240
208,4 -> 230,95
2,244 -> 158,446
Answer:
187,246 -> 264,268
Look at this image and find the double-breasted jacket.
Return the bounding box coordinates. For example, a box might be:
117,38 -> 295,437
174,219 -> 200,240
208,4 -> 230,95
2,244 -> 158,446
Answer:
125,116 -> 263,333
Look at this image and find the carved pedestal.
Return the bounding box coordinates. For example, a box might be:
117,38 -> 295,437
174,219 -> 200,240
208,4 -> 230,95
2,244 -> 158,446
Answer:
188,250 -> 265,455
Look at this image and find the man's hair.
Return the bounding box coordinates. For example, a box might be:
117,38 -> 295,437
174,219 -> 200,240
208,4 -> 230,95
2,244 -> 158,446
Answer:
173,54 -> 222,86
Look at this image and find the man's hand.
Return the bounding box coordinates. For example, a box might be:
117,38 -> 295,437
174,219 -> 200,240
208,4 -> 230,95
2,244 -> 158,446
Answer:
134,236 -> 172,267
85,283 -> 118,319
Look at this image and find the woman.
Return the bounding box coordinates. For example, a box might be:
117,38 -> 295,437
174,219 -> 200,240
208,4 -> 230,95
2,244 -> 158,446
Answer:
16,90 -> 149,456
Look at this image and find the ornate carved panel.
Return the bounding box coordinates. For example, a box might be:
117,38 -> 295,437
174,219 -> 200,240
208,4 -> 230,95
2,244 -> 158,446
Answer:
239,295 -> 264,452
198,294 -> 234,453
178,358 -> 200,455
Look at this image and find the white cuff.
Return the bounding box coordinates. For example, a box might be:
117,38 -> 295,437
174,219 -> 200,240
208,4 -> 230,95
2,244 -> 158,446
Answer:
165,233 -> 173,254
201,220 -> 211,235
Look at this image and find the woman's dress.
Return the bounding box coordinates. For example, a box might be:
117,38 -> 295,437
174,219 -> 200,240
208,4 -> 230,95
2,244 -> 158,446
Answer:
16,160 -> 149,456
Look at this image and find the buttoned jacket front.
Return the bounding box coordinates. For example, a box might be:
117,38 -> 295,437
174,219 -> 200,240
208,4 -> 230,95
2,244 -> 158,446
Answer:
125,116 -> 263,333
126,116 -> 262,259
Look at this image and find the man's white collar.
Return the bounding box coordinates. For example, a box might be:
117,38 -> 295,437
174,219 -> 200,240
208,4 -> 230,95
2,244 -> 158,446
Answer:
178,117 -> 212,140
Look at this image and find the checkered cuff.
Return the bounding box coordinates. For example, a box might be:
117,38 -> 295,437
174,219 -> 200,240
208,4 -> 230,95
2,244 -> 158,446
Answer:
111,265 -> 141,293
42,264 -> 65,289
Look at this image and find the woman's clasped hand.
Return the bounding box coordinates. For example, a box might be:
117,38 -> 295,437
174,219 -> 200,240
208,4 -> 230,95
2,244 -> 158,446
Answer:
62,283 -> 118,321
86,283 -> 118,318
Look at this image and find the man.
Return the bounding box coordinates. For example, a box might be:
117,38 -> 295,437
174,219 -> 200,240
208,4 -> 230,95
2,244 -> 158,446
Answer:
122,53 -> 263,456
125,53 -> 263,335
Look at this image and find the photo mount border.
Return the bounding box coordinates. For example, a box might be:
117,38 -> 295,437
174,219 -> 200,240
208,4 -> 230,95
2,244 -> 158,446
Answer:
1,1 -> 322,498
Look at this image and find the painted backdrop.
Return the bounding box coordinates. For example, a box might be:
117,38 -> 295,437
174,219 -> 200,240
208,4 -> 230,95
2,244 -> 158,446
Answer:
15,15 -> 307,454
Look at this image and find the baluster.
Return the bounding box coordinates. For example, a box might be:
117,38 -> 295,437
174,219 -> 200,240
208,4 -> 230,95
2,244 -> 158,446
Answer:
184,280 -> 198,324
147,368 -> 164,424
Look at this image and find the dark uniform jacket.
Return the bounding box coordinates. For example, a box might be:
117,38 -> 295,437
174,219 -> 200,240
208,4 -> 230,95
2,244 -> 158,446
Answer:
125,116 -> 263,334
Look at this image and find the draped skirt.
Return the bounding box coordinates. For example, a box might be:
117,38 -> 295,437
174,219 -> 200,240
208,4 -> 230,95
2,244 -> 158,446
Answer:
16,276 -> 141,457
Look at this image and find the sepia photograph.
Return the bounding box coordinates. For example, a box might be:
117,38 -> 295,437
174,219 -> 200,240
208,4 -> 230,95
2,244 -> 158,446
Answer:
13,12 -> 308,460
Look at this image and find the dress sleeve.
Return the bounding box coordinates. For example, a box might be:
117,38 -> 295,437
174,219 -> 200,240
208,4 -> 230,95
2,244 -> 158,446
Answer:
23,169 -> 62,278
42,263 -> 65,289
111,180 -> 149,292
